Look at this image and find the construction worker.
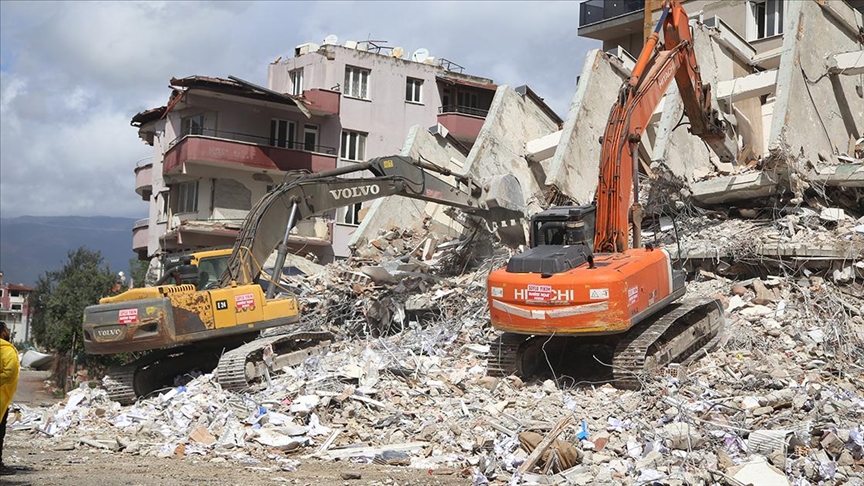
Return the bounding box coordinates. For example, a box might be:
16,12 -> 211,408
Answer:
0,321 -> 20,475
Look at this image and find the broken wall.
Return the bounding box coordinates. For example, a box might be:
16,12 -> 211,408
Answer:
463,85 -> 561,215
769,1 -> 864,170
545,50 -> 628,205
347,125 -> 468,248
652,23 -> 750,181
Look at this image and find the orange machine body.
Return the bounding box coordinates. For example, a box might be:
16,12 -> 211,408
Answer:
487,0 -> 730,341
488,248 -> 674,336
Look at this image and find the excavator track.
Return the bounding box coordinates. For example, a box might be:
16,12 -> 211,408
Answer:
486,298 -> 725,389
103,346 -> 218,405
103,366 -> 137,405
215,331 -> 334,392
486,332 -> 527,377
612,297 -> 725,390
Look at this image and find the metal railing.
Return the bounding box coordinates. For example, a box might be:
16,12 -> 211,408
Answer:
438,105 -> 489,117
168,128 -> 337,155
579,0 -> 644,28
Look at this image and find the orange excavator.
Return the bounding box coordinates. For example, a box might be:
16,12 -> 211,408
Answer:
486,0 -> 736,388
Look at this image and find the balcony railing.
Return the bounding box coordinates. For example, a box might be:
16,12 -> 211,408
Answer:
438,105 -> 489,117
133,218 -> 149,229
169,128 -> 337,155
579,0 -> 644,28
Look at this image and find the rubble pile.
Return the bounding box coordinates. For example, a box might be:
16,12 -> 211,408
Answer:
8,211 -> 864,485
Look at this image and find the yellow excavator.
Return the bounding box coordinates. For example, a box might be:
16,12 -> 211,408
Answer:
83,155 -> 524,403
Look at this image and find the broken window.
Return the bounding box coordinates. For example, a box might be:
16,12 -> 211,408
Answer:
270,119 -> 297,149
341,202 -> 363,226
181,114 -> 204,137
174,181 -> 199,214
340,130 -> 366,161
751,0 -> 783,40
406,77 -> 423,103
344,66 -> 370,99
290,69 -> 304,96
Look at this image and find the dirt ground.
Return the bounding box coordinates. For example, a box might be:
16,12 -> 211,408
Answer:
2,370 -> 471,486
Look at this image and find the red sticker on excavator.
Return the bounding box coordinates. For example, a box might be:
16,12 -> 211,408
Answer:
118,308 -> 138,324
235,293 -> 256,310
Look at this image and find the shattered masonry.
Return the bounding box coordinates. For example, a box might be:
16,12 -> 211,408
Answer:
5,0 -> 864,484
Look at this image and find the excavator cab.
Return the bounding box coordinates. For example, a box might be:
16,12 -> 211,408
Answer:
528,205 -> 596,249
504,205 -> 597,277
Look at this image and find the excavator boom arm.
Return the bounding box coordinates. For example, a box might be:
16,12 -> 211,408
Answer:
594,0 -> 735,254
222,155 -> 524,286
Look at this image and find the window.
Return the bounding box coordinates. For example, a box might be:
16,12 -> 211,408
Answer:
303,124 -> 319,152
344,66 -> 370,99
9,290 -> 20,298
341,203 -> 363,226
406,77 -> 423,103
181,114 -> 204,136
340,131 -> 366,161
0,289 -> 3,298
750,0 -> 783,39
11,304 -> 21,311
174,181 -> 198,213
270,119 -> 297,149
458,91 -> 479,109
290,69 -> 304,96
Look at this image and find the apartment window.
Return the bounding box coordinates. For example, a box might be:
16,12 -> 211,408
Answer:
458,91 -> 479,109
175,181 -> 198,213
290,69 -> 304,96
9,290 -> 20,298
11,304 -> 21,311
406,77 -> 423,103
181,114 -> 204,136
340,130 -> 366,161
303,124 -> 319,151
341,203 -> 363,226
344,66 -> 370,99
750,0 -> 783,40
0,289 -> 3,298
270,119 -> 297,149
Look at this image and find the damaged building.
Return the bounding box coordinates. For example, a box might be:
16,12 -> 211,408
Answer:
6,2 -> 862,485
130,38 -> 531,268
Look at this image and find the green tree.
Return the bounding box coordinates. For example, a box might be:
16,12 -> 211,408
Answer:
28,248 -> 125,387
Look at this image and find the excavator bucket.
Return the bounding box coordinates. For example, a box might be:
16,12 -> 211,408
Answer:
477,173 -> 526,245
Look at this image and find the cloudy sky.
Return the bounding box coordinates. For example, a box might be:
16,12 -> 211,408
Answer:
0,1 -> 598,219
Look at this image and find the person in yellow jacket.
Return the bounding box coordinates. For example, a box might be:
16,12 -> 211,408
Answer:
0,321 -> 19,475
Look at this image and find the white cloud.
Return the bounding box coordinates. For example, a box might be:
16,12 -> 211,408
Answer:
0,1 -> 599,218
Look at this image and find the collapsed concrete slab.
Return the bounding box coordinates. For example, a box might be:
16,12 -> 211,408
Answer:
545,50 -> 629,205
462,85 -> 562,215
348,126 -> 469,249
768,1 -> 864,173
690,171 -> 782,205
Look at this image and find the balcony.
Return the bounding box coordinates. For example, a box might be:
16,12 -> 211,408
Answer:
301,88 -> 341,116
160,217 -> 332,253
132,218 -> 149,256
437,105 -> 488,145
164,129 -> 337,176
579,0 -> 644,27
134,160 -> 153,201
578,0 -> 644,40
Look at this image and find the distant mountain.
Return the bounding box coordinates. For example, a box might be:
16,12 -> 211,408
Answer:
0,216 -> 141,286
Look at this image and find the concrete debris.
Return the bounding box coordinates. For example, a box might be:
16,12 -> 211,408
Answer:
5,203 -> 862,485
